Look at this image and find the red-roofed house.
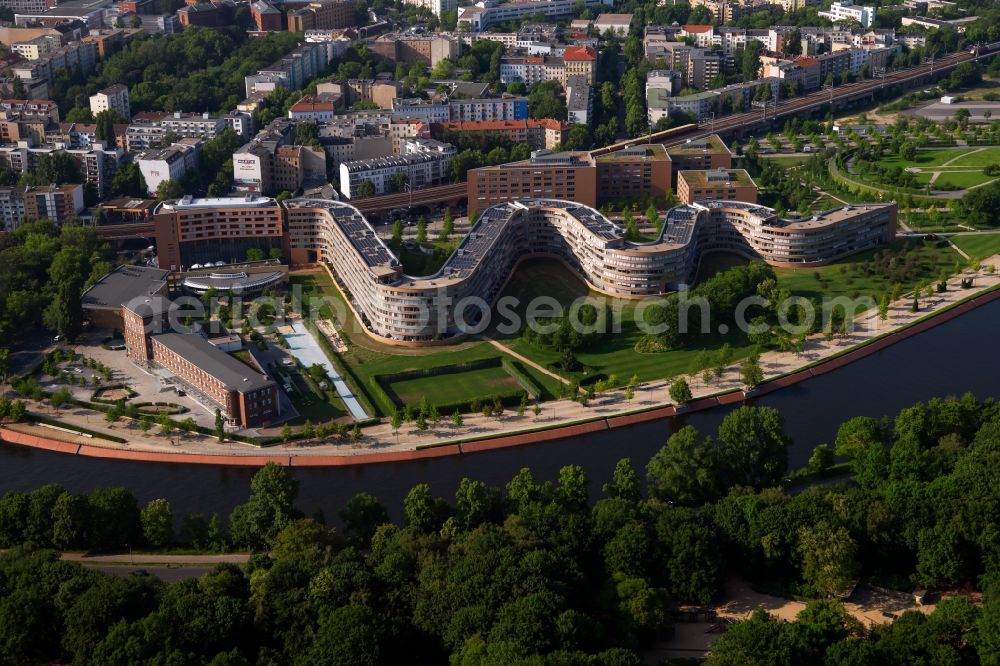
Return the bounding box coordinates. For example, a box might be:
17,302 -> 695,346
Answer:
564,45 -> 597,84
287,95 -> 339,121
681,24 -> 715,47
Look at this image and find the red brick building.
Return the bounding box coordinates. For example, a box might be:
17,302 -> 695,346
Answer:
122,297 -> 279,428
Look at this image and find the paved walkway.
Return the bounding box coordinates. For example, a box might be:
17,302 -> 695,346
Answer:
4,257 -> 1000,459
61,552 -> 250,565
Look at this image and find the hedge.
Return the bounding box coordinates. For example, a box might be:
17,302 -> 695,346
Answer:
501,358 -> 541,400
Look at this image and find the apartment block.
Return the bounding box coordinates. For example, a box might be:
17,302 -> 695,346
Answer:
244,42 -> 334,97
402,0 -> 456,18
665,135 -> 732,178
287,0 -> 356,31
136,139 -> 201,196
0,183 -> 84,231
677,168 -> 758,204
89,84 -> 130,120
467,150 -> 599,210
371,32 -> 459,67
286,196 -> 896,342
433,118 -> 567,150
595,145 -> 673,203
458,0 -> 611,31
338,139 -> 454,198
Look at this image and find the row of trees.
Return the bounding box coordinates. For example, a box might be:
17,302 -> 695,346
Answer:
2,395 -> 1000,662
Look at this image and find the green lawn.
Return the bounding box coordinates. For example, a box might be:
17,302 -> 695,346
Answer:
943,147 -> 1000,168
950,234 -> 1000,259
288,271 -> 562,413
764,155 -> 810,169
933,171 -> 995,189
384,365 -> 522,408
501,260 -> 757,386
278,366 -> 349,425
772,239 -> 960,302
390,239 -> 457,277
878,148 -> 968,169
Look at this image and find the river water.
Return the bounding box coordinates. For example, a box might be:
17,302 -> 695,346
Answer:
2,300 -> 998,523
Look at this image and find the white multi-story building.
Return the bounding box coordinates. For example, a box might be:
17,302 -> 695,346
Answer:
391,98 -> 450,123
448,97 -> 529,122
339,140 -> 455,198
10,35 -> 61,60
89,84 -> 130,121
459,0 -> 612,31
137,139 -> 201,196
818,1 -> 875,29
403,0 -> 457,18
244,42 -> 334,97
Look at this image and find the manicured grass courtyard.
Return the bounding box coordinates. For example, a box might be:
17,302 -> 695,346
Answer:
385,365 -> 522,409
950,234 -> 1000,259
943,147 -> 1000,168
877,148 -> 968,169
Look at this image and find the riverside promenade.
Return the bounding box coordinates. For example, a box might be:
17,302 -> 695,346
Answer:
3,257 -> 999,466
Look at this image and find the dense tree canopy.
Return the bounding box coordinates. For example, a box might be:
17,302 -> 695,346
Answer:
1,396 -> 1000,662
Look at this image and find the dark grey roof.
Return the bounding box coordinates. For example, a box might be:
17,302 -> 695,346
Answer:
154,333 -> 274,392
81,265 -> 169,311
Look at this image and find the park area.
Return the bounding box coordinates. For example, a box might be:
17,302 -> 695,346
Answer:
870,146 -> 1000,193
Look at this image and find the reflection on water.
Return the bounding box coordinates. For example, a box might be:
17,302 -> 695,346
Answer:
1,300 -> 999,522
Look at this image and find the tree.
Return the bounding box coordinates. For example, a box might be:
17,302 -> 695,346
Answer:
51,491 -> 88,549
12,75 -> 25,99
716,406 -> 790,488
214,409 -> 225,442
391,219 -> 403,244
441,208 -> 454,240
798,522 -> 859,597
324,495 -> 379,554
669,378 -> 692,405
140,498 -> 173,548
740,357 -> 764,390
741,40 -> 764,83
356,179 -> 376,198
646,425 -> 719,505
603,458 -> 642,502
87,487 -> 142,550
416,216 -> 427,243
155,179 -> 184,201
451,410 -> 463,427
404,483 -> 447,533
229,462 -> 299,549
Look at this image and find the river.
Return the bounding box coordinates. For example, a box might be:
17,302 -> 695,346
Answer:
2,300 -> 998,523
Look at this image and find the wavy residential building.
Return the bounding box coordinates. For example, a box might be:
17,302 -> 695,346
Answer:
282,197 -> 896,343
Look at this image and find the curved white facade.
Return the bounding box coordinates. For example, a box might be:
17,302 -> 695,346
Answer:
285,197 -> 896,343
